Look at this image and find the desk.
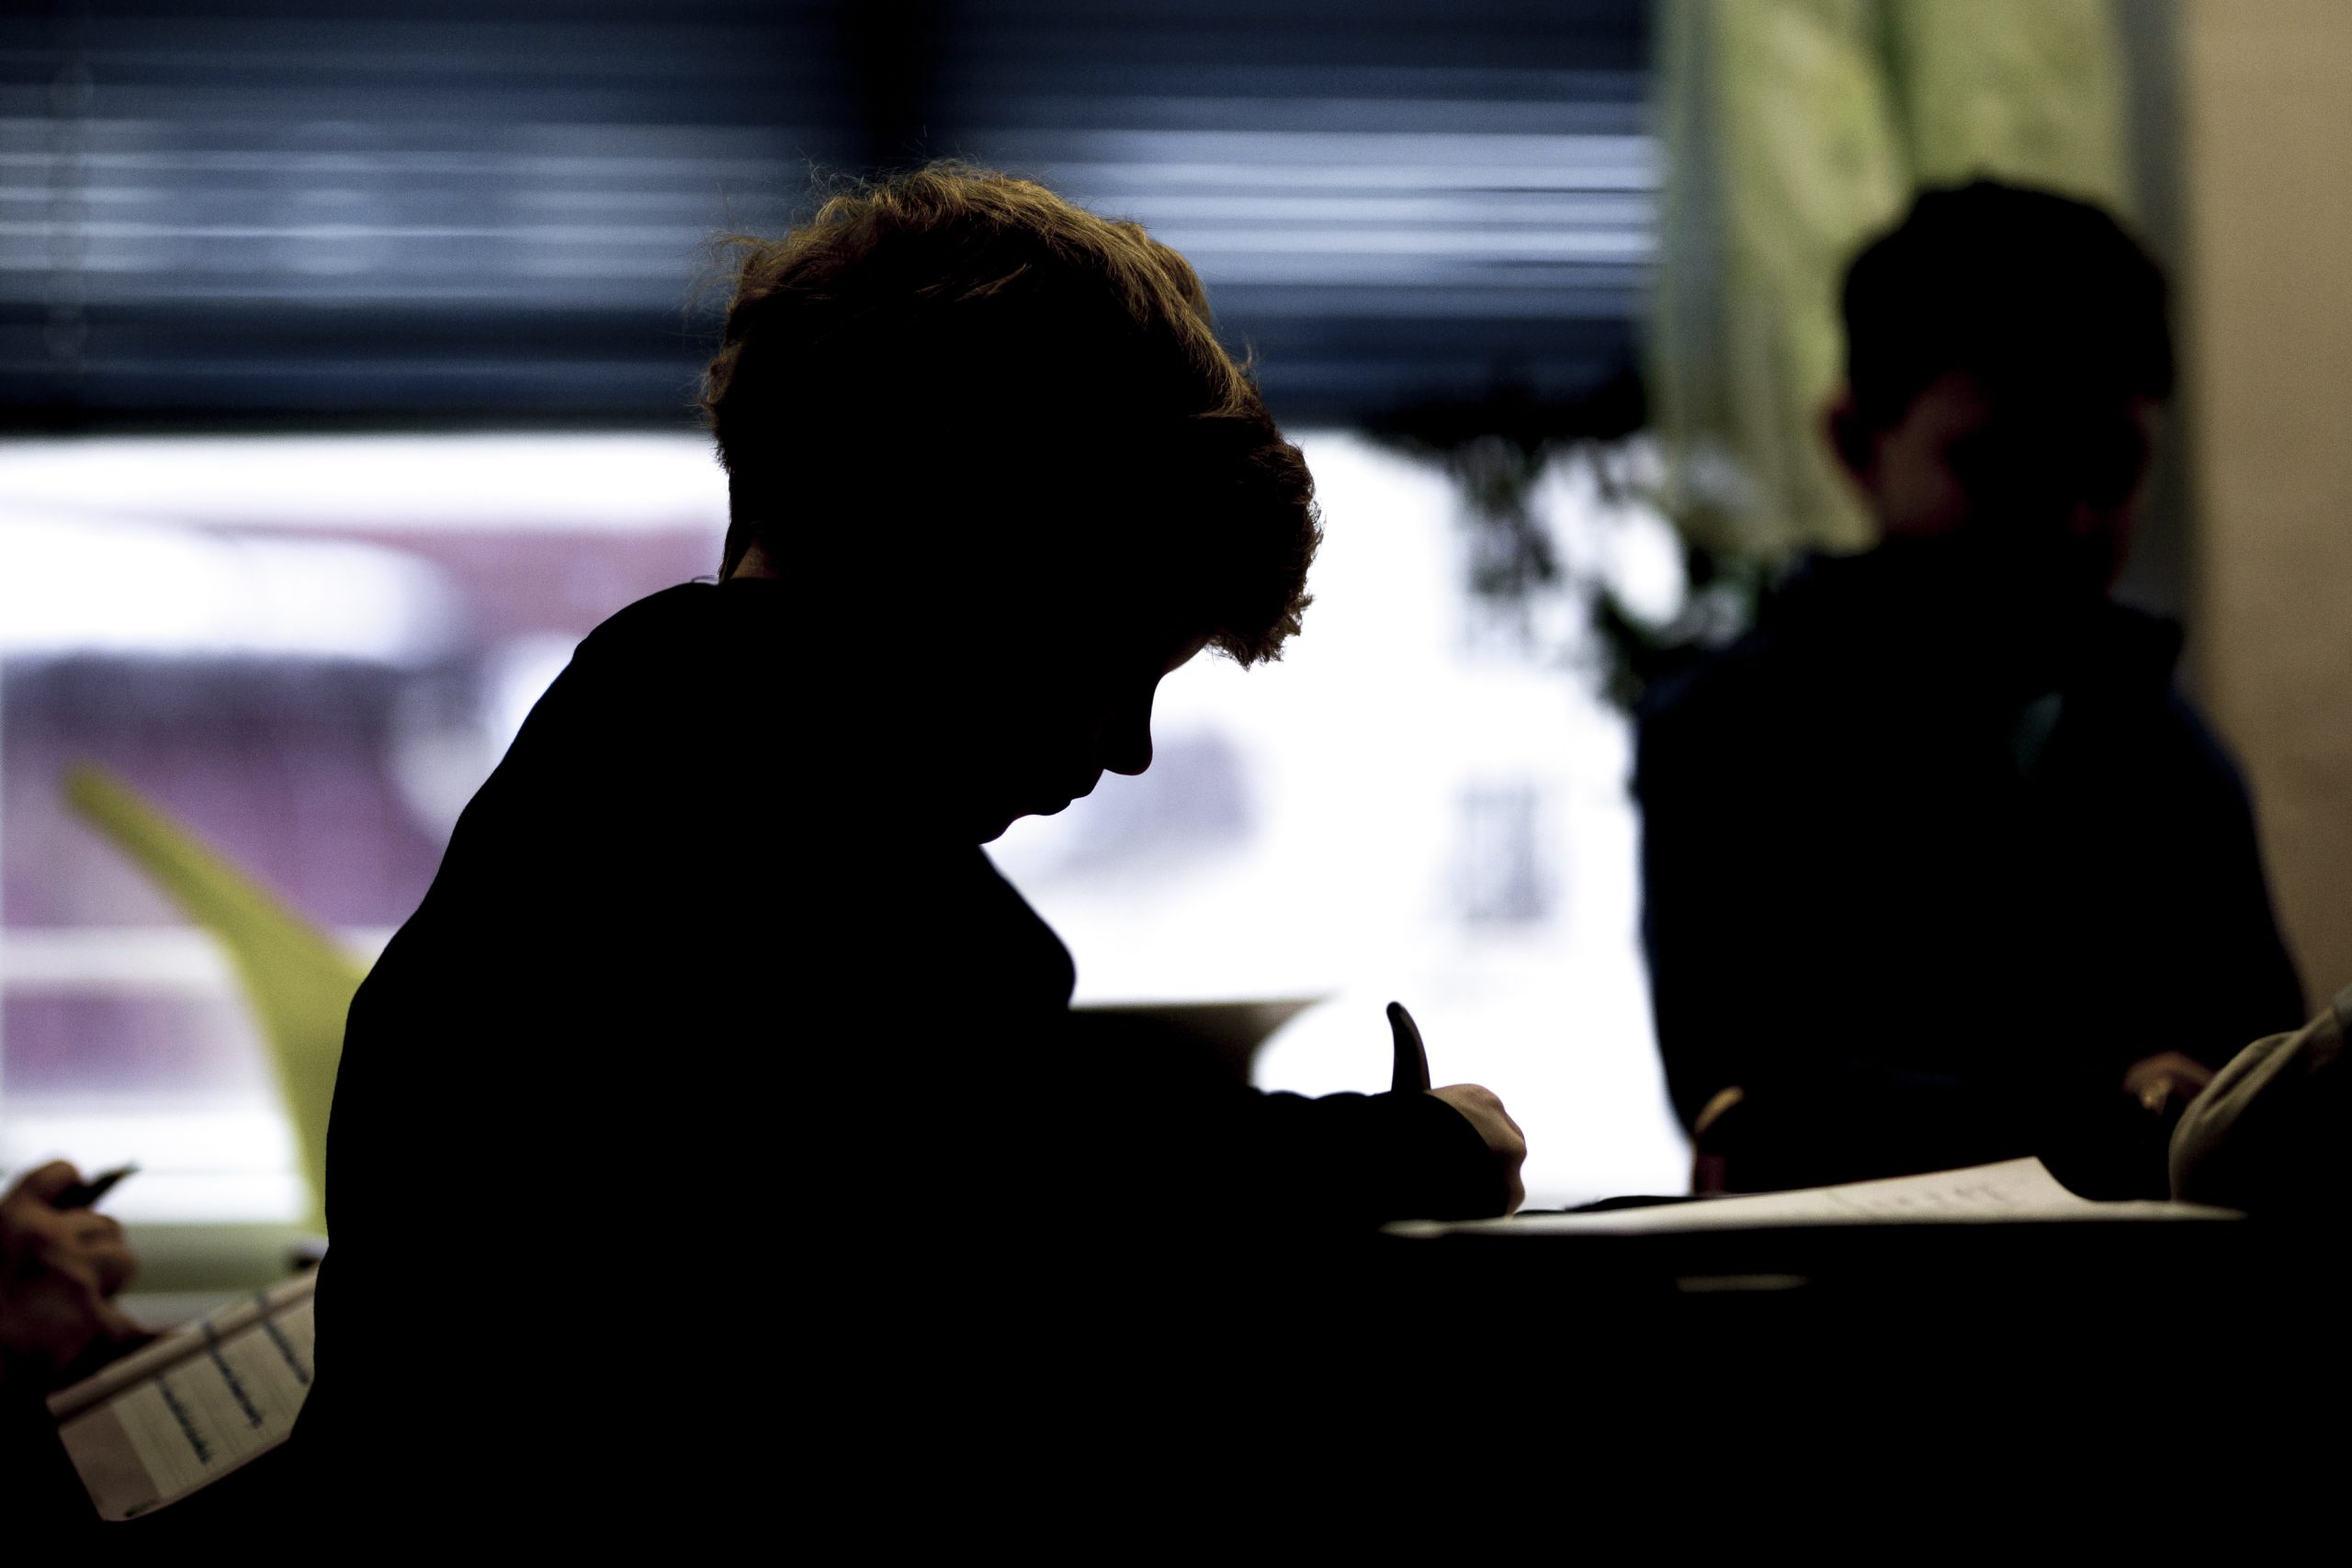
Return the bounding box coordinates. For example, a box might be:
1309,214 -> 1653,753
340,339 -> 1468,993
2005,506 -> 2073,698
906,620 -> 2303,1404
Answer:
1355,1206 -> 2337,1483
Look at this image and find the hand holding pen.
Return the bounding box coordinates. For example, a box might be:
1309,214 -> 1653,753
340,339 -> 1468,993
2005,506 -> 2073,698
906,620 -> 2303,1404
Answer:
0,1162 -> 148,1390
53,1165 -> 137,1210
1385,1001 -> 1527,1215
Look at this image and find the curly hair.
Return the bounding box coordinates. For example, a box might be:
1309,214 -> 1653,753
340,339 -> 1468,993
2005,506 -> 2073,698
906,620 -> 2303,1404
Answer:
700,163 -> 1319,665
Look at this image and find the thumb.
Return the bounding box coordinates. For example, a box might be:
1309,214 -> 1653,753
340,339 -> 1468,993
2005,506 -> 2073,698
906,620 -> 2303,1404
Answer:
12,1161 -> 85,1206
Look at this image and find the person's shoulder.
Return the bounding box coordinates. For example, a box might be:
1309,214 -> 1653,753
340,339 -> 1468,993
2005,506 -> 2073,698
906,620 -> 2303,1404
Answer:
1635,616 -> 1809,760
1641,630 -> 1769,716
2079,598 -> 2184,686
571,580 -> 724,663
1639,557 -> 1860,723
448,581 -> 753,815
2154,684 -> 2242,768
560,579 -> 807,706
2096,618 -> 2258,798
1632,640 -> 1807,817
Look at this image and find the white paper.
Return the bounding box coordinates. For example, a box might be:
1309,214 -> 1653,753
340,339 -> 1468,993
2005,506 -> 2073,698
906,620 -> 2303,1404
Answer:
1386,1158 -> 2245,1237
49,1272 -> 317,1521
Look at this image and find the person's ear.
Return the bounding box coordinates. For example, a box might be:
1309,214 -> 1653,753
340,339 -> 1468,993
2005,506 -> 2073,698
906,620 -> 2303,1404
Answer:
1824,388 -> 1876,484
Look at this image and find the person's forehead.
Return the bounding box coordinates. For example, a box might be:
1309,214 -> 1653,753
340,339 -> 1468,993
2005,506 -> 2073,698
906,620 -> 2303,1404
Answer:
1912,370 -> 2151,434
1905,370 -> 1997,429
1119,611 -> 1213,671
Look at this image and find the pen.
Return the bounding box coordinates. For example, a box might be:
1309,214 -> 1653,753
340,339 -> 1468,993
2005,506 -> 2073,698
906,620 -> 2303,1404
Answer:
1386,1001 -> 1431,1094
53,1165 -> 137,1209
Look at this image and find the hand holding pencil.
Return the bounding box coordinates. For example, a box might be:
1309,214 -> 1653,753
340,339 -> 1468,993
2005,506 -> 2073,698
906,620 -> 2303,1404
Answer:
1386,1000 -> 1527,1216
0,1162 -> 149,1391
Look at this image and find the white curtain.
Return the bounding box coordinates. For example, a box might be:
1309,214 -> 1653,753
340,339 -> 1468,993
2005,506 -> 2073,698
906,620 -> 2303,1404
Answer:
1650,0 -> 2137,566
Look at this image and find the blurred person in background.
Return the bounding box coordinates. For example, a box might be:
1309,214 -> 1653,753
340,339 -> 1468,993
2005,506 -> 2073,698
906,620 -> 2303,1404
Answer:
1638,180 -> 2304,1198
284,163 -> 1524,1535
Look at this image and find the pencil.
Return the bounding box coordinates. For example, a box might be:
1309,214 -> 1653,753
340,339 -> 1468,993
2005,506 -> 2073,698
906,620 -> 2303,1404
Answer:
1386,1001 -> 1431,1094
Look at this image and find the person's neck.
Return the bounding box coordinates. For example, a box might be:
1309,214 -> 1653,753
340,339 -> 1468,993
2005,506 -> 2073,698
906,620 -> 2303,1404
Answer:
725,539 -> 780,581
1810,539 -> 2109,692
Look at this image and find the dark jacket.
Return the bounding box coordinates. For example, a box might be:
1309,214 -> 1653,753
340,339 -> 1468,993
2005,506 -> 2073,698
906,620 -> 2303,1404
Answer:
1636,546 -> 2304,1194
288,579 -> 1497,1528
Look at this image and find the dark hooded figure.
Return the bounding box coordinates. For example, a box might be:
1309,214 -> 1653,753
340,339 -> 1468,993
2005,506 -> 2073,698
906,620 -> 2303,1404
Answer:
1639,182 -> 2303,1198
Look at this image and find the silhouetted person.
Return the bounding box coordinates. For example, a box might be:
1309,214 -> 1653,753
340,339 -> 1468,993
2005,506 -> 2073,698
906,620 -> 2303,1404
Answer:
285,164 -> 1525,1536
1638,181 -> 2303,1197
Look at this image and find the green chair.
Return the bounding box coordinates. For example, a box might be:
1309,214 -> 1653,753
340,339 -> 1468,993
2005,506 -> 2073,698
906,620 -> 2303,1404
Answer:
63,764 -> 367,1237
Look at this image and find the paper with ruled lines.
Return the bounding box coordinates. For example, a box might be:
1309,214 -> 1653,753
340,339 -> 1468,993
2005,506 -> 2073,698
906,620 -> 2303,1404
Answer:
49,1270 -> 317,1520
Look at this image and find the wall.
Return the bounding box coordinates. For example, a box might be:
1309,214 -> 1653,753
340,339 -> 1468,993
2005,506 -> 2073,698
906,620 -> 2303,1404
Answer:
2183,0 -> 2352,1000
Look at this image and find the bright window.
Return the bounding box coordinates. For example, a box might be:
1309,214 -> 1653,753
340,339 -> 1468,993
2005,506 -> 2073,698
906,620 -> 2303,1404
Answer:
0,429 -> 1686,1223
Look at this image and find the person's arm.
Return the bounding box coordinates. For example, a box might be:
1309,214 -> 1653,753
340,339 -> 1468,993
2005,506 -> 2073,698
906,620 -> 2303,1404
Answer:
1054,1012 -> 1523,1225
1636,697 -> 1779,1134
2115,704 -> 2307,1113
2170,707 -> 2307,1060
1138,1076 -> 1522,1227
1241,1080 -> 1524,1223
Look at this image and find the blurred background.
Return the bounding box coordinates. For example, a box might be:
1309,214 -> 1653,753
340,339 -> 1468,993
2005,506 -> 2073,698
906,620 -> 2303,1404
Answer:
3,1 -> 2348,1311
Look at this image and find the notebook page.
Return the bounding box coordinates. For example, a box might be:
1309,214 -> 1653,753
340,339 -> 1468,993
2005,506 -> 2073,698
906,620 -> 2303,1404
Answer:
1388,1158 -> 2244,1237
51,1272 -> 317,1520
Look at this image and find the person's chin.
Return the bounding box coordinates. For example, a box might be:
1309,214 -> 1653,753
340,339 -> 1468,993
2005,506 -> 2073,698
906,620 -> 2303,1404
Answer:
976,800 -> 1056,843
974,783 -> 1088,842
